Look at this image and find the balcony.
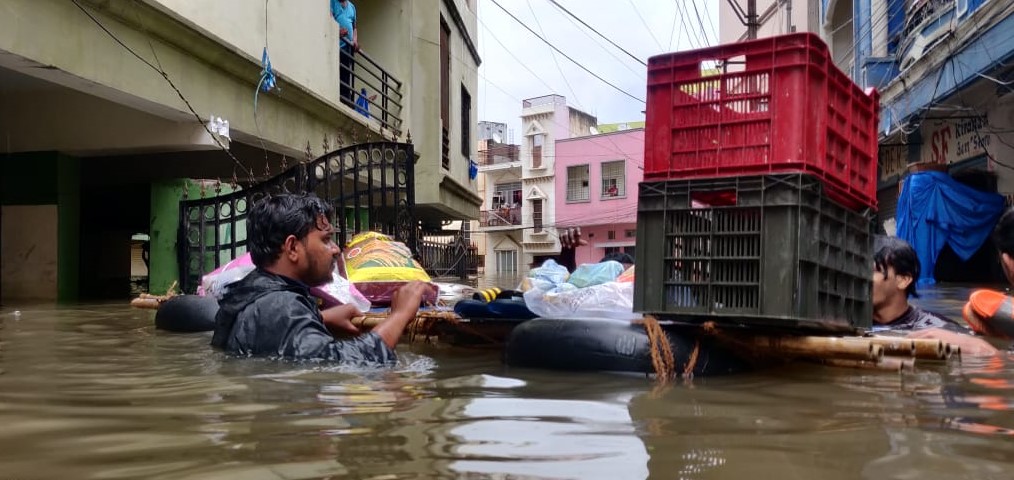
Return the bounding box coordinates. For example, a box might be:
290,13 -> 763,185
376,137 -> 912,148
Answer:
339,48 -> 404,137
897,0 -> 956,71
477,143 -> 521,172
479,207 -> 522,229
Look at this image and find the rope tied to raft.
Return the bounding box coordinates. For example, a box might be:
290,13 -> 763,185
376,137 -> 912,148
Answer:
643,315 -> 676,382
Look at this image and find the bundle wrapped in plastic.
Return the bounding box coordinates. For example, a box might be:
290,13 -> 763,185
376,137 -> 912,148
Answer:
567,260 -> 625,288
521,259 -> 640,321
343,231 -> 438,306
197,252 -> 372,313
198,255 -> 255,299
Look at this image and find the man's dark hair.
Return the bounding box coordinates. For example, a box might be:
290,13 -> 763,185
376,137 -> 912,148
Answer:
873,235 -> 920,298
601,251 -> 635,265
248,193 -> 334,268
993,207 -> 1014,257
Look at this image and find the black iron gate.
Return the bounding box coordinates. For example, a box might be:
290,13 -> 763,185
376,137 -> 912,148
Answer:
178,142 -> 416,294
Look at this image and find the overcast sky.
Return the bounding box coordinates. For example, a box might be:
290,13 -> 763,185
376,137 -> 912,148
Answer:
476,0 -> 720,141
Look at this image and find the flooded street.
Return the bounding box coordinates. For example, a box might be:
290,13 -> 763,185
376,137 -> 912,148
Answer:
2,286 -> 1014,479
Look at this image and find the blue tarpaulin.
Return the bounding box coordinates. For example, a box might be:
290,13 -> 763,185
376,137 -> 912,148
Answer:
896,171 -> 1005,285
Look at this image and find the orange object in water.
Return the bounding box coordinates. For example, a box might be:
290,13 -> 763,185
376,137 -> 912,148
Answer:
964,289 -> 1014,339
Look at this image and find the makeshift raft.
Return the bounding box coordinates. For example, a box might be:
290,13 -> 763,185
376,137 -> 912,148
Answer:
132,292 -> 963,378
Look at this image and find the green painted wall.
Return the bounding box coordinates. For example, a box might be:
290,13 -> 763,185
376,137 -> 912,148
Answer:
149,180 -> 241,294
149,180 -> 188,295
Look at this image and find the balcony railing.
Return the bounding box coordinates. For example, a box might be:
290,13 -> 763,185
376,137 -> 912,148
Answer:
479,207 -> 522,227
418,237 -> 479,279
897,0 -> 955,70
339,48 -> 403,136
522,94 -> 566,109
479,144 -> 520,166
442,126 -> 450,169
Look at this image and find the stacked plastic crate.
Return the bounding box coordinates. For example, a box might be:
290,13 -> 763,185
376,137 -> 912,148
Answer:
633,33 -> 879,333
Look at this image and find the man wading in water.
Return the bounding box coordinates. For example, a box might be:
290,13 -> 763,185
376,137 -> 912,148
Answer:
211,193 -> 432,363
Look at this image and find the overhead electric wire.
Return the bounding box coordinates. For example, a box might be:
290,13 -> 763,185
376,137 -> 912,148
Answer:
488,0 -> 646,104
70,0 -> 255,180
545,0 -> 647,66
689,0 -> 714,46
525,0 -> 585,111
626,0 -> 665,51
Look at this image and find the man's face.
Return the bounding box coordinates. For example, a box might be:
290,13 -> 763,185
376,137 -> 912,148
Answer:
299,215 -> 340,286
872,263 -> 908,307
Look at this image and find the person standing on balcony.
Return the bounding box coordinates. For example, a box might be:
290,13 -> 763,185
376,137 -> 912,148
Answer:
331,0 -> 358,107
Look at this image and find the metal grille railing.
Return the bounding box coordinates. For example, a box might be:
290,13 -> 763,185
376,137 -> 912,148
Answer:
339,48 -> 404,136
178,142 -> 416,294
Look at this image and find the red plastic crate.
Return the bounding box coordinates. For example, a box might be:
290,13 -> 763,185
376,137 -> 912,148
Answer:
644,33 -> 879,211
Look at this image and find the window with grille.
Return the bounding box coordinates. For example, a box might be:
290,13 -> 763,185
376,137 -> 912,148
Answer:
532,200 -> 543,233
531,134 -> 543,168
495,250 -> 517,274
601,160 -> 625,198
566,165 -> 590,202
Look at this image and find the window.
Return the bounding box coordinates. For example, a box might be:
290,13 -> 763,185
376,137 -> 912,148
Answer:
495,250 -> 517,274
532,199 -> 543,233
493,181 -> 521,209
625,229 -> 636,238
604,246 -> 636,257
601,160 -> 625,198
439,18 -> 450,169
607,230 -> 616,240
531,134 -> 543,168
566,165 -> 590,202
461,84 -> 471,157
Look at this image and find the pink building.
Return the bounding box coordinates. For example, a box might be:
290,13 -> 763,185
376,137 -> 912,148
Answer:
554,127 -> 644,266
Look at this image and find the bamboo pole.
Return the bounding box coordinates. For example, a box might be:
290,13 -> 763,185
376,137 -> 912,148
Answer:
911,338 -> 947,360
350,311 -> 460,329
823,357 -> 915,373
745,335 -> 885,361
867,337 -> 916,356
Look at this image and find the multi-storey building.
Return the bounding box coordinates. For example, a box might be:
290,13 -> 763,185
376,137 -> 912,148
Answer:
0,0 -> 480,302
554,126 -> 644,266
475,133 -> 522,279
719,0 -> 1013,280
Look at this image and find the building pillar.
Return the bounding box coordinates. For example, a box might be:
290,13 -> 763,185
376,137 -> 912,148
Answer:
149,180 -> 189,295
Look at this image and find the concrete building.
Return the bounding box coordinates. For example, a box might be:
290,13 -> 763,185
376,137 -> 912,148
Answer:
474,95 -> 597,279
554,128 -> 645,266
870,0 -> 1014,237
719,0 -> 1014,281
719,0 -> 823,45
0,0 -> 480,303
475,133 -> 522,280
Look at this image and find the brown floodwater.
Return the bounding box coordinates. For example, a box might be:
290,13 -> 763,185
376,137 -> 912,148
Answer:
2,285 -> 1014,479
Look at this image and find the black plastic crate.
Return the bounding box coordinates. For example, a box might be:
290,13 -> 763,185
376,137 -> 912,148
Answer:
633,173 -> 873,333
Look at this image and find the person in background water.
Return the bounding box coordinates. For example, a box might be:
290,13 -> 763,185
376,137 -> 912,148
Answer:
330,0 -> 358,107
211,193 -> 433,363
993,208 -> 1014,286
963,208 -> 1014,340
871,235 -> 998,355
